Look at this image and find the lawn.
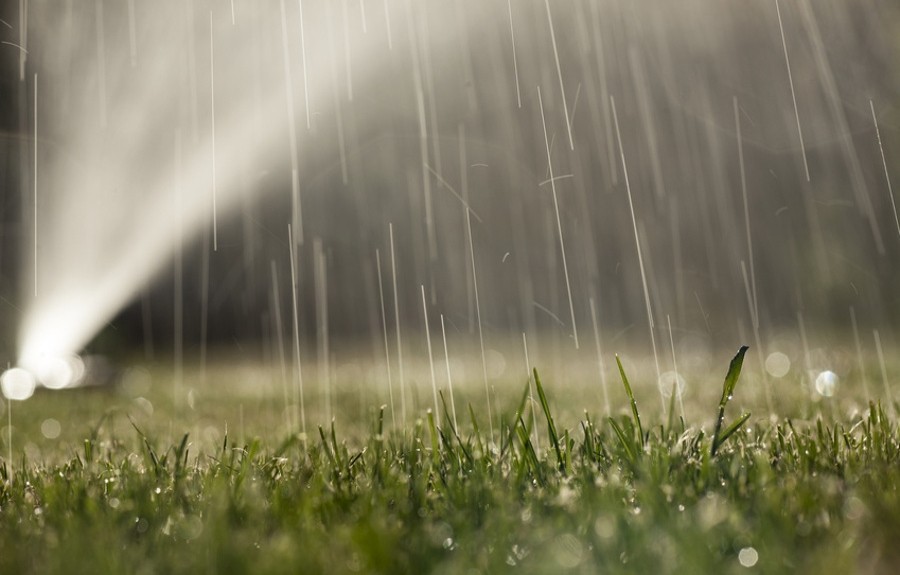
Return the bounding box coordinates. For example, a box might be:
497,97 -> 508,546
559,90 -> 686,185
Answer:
0,347 -> 897,574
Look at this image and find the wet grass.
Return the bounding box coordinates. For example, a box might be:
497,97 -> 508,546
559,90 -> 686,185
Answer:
1,348 -> 899,574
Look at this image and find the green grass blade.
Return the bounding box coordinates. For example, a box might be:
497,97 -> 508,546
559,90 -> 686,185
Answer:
714,412 -> 751,453
533,368 -> 565,473
712,346 -> 750,457
607,417 -> 635,462
615,355 -> 644,447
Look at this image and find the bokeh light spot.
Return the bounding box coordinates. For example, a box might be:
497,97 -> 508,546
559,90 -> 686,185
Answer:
815,370 -> 838,398
1,368 -> 37,401
41,418 -> 62,439
738,547 -> 759,567
765,352 -> 791,378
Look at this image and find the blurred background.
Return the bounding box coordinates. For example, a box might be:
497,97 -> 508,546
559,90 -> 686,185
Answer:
0,0 -> 898,380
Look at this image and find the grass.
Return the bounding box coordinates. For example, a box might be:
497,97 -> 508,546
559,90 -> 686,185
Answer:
1,347 -> 899,574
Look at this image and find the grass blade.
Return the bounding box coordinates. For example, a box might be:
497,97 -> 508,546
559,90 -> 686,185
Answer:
615,355 -> 644,448
712,346 -> 750,456
533,368 -> 565,473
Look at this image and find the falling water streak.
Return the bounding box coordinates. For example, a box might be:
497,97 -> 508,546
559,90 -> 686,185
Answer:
629,50 -> 665,200
874,330 -> 895,417
440,314 -> 458,432
140,290 -> 154,360
775,0 -> 810,182
18,0 -> 26,81
6,383 -> 11,484
568,83 -> 582,128
870,100 -> 900,240
458,126 -> 475,333
341,0 -> 354,102
230,0 -> 235,25
200,233 -> 209,384
797,2 -> 882,254
375,250 -> 396,429
389,224 -> 406,424
466,206 -> 494,444
382,0 -> 392,50
537,87 -> 579,349
127,0 -> 136,67
667,315 -> 685,422
798,311 -> 814,406
741,261 -> 773,413
669,199 -> 686,324
32,73 -> 37,298
850,307 -> 871,404
314,239 -> 331,424
695,291 -> 711,334
270,261 -> 292,434
586,2 -> 617,185
186,2 -> 200,142
288,225 -> 307,437
326,2 -> 349,185
505,0 -> 521,108
420,14 -> 444,245
421,286 -> 440,429
734,97 -> 758,327
297,0 -> 311,129
425,166 -> 483,221
543,0 -> 574,150
406,5 -> 436,264
173,132 -> 183,410
589,298 -> 610,417
611,95 -> 663,412
522,332 -> 540,457
359,0 -> 367,33
94,0 -> 107,129
279,0 -> 303,246
209,12 -> 218,251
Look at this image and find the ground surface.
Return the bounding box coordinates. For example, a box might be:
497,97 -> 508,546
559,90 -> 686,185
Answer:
0,348 -> 898,574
